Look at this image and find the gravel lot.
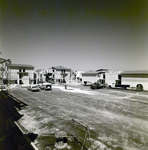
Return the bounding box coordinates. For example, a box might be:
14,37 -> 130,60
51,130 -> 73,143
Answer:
9,83 -> 148,150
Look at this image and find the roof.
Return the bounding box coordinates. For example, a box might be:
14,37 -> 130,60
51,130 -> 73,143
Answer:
35,69 -> 45,73
0,58 -> 11,64
121,70 -> 148,75
0,58 -> 6,64
82,70 -> 106,75
96,69 -> 109,72
82,71 -> 99,75
52,66 -> 71,71
8,63 -> 35,69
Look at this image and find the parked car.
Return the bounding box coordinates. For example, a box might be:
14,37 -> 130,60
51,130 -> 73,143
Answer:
84,81 -> 92,86
39,82 -> 52,90
27,84 -> 40,92
90,79 -> 106,89
90,82 -> 103,89
0,85 -> 7,91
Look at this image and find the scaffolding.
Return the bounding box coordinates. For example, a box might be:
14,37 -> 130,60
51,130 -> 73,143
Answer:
0,58 -> 11,86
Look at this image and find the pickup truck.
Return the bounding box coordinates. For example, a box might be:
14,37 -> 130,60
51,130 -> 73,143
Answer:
90,82 -> 106,89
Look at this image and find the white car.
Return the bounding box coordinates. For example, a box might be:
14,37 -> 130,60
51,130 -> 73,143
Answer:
39,82 -> 52,91
0,85 -> 7,91
27,84 -> 40,92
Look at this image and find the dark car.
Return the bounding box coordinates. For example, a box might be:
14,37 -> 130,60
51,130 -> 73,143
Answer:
90,82 -> 105,89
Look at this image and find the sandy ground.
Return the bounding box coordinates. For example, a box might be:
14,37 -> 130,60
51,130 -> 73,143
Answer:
8,83 -> 148,150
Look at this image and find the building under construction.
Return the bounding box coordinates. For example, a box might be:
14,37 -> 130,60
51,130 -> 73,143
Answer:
0,58 -> 35,86
0,58 -> 11,85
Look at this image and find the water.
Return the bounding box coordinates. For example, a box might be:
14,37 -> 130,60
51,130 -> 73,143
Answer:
9,84 -> 148,150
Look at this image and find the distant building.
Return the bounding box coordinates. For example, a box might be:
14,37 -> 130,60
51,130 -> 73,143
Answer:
7,64 -> 35,85
81,69 -> 108,85
75,70 -> 85,82
49,66 -> 72,83
0,58 -> 11,85
34,69 -> 47,84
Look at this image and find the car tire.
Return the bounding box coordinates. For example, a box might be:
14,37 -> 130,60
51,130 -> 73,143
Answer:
136,84 -> 143,91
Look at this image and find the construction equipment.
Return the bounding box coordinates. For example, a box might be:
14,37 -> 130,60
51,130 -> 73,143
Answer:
44,119 -> 92,150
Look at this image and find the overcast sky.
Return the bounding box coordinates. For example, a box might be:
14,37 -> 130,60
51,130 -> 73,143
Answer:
1,0 -> 148,71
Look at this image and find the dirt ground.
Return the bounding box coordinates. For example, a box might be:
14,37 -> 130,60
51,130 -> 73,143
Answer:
8,83 -> 148,150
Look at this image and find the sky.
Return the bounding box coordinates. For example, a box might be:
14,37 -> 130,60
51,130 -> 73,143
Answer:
0,0 -> 148,71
